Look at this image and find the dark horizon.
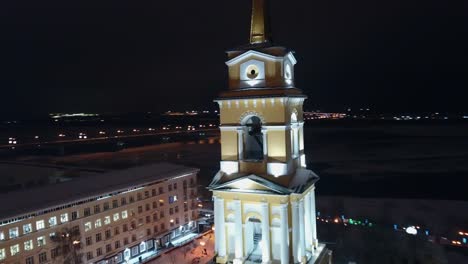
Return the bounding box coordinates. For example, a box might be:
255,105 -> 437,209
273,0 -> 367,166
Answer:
1,0 -> 467,118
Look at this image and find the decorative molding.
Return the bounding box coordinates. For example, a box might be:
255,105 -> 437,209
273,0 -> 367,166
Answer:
225,50 -> 284,66
239,111 -> 266,124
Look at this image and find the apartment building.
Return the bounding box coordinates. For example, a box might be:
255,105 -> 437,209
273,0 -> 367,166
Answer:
0,163 -> 199,264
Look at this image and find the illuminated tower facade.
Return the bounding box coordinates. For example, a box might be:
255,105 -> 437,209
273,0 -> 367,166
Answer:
209,0 -> 332,263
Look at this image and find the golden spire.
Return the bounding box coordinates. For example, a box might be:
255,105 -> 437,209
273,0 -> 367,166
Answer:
250,0 -> 270,44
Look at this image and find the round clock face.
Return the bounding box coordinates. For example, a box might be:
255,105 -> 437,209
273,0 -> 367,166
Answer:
246,64 -> 260,79
285,64 -> 292,80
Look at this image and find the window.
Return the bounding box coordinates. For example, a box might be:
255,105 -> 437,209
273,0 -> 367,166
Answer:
158,187 -> 164,194
183,180 -> 187,189
138,218 -> 143,225
138,206 -> 143,213
26,256 -> 34,264
104,216 -> 111,225
243,116 -> 264,160
124,237 -> 129,245
38,252 -> 47,263
94,205 -> 101,214
85,222 -> 92,232
154,225 -> 158,233
71,211 -> 78,220
84,207 -> 91,217
145,204 -> 150,211
96,247 -> 102,256
159,199 -> 164,207
153,213 -> 158,221
23,223 -> 32,234
176,218 -> 179,224
146,216 -> 151,223
160,223 -> 165,230
114,226 -> 120,235
152,189 -> 156,196
95,219 -> 102,228
168,184 -> 172,192
106,244 -> 112,253
122,210 -> 128,219
113,213 -> 119,221
131,221 -> 136,229
115,240 -> 121,249
24,239 -> 34,251
169,195 -> 178,204
174,183 -> 177,190
175,206 -> 179,213
169,208 -> 174,215
123,224 -> 128,232
86,251 -> 93,260
129,196 -> 135,203
95,233 -> 102,242
86,236 -> 92,246
121,197 -> 127,205
153,201 -> 157,209
61,213 -> 68,223
103,202 -> 110,211
10,244 -> 19,256
137,193 -> 142,201
160,211 -> 164,218
132,235 -> 136,242
49,216 -> 57,226
112,199 -> 118,208
105,230 -> 111,240
0,232 -> 4,240
146,228 -> 151,236
37,236 -> 46,246
144,191 -> 149,198
9,227 -> 19,239
51,247 -> 60,259
0,248 -> 5,260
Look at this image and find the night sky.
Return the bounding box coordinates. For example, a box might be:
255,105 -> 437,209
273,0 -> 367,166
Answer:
1,0 -> 467,118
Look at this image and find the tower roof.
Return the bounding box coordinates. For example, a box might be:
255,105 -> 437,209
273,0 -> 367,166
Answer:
250,0 -> 271,44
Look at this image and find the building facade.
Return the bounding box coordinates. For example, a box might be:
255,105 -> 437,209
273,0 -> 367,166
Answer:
209,0 -> 332,263
0,163 -> 198,264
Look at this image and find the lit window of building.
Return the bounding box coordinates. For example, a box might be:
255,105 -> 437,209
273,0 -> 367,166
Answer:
121,210 -> 128,219
104,216 -> 111,225
10,244 -> 19,256
85,222 -> 92,232
37,236 -> 46,247
113,213 -> 119,221
36,220 -> 45,230
24,240 -> 33,251
49,216 -> 57,226
0,232 -> 4,240
9,227 -> 18,239
60,213 -> 68,223
95,218 -> 102,228
38,252 -> 47,263
23,223 -> 32,234
0,249 -> 5,260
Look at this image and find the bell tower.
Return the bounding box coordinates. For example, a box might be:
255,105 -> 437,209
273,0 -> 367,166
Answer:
209,1 -> 332,263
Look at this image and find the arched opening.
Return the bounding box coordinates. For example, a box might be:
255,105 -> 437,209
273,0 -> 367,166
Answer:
243,116 -> 264,160
245,217 -> 263,262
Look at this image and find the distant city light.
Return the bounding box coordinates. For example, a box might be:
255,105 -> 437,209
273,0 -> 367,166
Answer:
406,226 -> 418,235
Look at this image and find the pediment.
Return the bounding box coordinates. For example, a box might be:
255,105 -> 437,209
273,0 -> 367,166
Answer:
226,50 -> 297,67
210,174 -> 292,194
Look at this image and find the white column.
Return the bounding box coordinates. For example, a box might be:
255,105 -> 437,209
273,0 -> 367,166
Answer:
280,204 -> 289,264
262,128 -> 268,157
237,129 -> 244,160
304,192 -> 312,250
214,196 -> 219,254
291,201 -> 299,262
261,203 -> 271,263
299,199 -> 306,262
215,197 -> 227,258
234,200 -> 244,261
293,127 -> 299,158
310,188 -> 318,247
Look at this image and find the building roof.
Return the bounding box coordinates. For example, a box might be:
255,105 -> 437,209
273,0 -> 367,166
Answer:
0,162 -> 198,222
